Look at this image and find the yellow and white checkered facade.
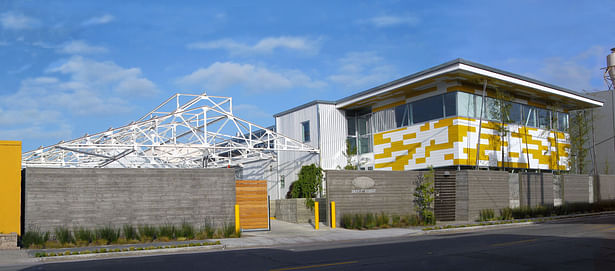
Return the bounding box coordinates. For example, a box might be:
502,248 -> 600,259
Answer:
374,116 -> 569,171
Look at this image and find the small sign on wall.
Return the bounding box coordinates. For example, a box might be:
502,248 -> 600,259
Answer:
351,176 -> 376,193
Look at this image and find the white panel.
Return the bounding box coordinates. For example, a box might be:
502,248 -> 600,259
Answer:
318,104 -> 348,170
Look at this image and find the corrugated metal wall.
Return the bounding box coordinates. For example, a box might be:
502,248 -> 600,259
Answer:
241,159 -> 279,199
318,104 -> 347,170
276,104 -> 320,199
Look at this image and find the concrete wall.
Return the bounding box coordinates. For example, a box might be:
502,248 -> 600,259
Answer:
562,174 -> 591,203
597,174 -> 615,200
0,234 -> 18,250
271,198 -> 326,224
326,170 -> 417,227
23,168 -> 236,234
455,170 -> 509,222
519,173 -> 554,207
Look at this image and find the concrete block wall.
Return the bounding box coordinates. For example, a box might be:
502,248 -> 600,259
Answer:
326,170 -> 417,227
562,174 -> 591,203
455,170 -> 509,222
597,175 -> 615,200
271,198 -> 326,224
0,234 -> 18,250
23,168 -> 236,234
519,173 -> 554,207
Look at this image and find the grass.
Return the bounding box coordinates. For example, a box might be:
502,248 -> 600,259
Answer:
138,225 -> 158,241
54,226 -> 74,245
122,224 -> 139,241
177,221 -> 195,239
340,213 -> 428,230
74,227 -> 94,244
95,225 -> 120,245
158,224 -> 176,239
21,228 -> 49,248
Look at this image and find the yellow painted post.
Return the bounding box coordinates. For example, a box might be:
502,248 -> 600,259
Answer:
330,201 -> 336,229
235,204 -> 240,233
0,141 -> 21,236
314,201 -> 319,230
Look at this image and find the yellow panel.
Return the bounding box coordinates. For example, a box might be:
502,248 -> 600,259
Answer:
0,141 -> 21,235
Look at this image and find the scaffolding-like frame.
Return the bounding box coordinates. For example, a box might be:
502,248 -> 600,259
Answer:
22,92 -> 318,168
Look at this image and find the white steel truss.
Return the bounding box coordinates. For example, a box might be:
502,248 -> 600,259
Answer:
22,92 -> 319,168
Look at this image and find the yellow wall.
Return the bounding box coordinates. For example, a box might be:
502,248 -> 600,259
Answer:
373,117 -> 570,171
0,141 -> 21,235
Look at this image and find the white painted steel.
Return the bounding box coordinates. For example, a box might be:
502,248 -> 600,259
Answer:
318,104 -> 348,170
22,92 -> 319,168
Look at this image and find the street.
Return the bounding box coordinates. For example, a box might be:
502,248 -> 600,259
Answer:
22,215 -> 615,270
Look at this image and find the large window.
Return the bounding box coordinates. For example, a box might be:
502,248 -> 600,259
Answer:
444,92 -> 457,117
301,121 -> 310,142
346,111 -> 372,154
395,104 -> 410,128
413,95 -> 444,124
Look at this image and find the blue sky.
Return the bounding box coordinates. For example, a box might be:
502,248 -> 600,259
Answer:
1,0 -> 614,151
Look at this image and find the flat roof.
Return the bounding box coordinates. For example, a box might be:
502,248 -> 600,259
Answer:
273,100 -> 335,118
274,58 -> 604,117
336,58 -> 604,108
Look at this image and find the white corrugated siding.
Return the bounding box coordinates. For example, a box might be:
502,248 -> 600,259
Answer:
275,104 -> 320,199
318,104 -> 347,170
241,159 -> 280,198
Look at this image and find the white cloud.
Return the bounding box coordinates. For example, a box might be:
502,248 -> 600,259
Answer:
187,36 -> 320,55
82,14 -> 114,26
362,15 -> 420,27
0,12 -> 39,30
48,56 -> 159,97
177,62 -> 325,93
328,52 -> 396,88
58,40 -> 108,55
536,45 -> 606,91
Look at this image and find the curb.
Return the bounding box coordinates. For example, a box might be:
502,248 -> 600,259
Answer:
422,211 -> 615,233
36,244 -> 226,262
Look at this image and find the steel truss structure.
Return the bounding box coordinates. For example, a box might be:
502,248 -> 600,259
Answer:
22,92 -> 319,168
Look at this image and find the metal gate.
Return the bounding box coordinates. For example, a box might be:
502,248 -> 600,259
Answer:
235,180 -> 270,231
434,170 -> 456,221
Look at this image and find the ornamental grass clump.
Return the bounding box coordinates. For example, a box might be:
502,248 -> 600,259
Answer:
158,224 -> 176,240
96,225 -> 120,244
74,227 -> 94,244
122,224 -> 139,241
54,226 -> 74,245
21,228 -> 49,248
177,221 -> 195,239
138,225 -> 157,241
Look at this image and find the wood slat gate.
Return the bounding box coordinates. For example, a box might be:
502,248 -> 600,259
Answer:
235,180 -> 269,231
434,171 -> 456,221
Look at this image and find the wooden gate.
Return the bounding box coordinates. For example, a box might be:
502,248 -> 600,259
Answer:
434,170 -> 456,221
235,180 -> 269,231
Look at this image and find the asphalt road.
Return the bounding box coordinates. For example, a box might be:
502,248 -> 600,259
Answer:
22,215 -> 615,271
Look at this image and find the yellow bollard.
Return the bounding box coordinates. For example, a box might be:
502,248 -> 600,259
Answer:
331,201 -> 336,229
314,201 -> 319,230
235,204 -> 240,233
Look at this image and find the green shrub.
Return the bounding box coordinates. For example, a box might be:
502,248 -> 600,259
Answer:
478,209 -> 495,222
158,224 -> 176,239
376,212 -> 389,227
177,221 -> 195,239
391,215 -> 401,227
54,226 -> 74,245
341,214 -> 353,229
499,207 -> 513,220
74,227 -> 94,243
96,225 -> 120,244
365,213 -> 376,229
199,219 -> 216,239
414,168 -> 435,225
222,223 -> 237,238
408,214 -> 420,226
139,225 -> 157,240
122,224 -> 139,241
21,228 -> 49,248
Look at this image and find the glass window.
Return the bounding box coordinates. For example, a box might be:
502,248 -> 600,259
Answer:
557,112 -> 569,131
412,95 -> 443,123
346,137 -> 357,155
510,103 -> 522,125
347,115 -> 356,136
444,92 -> 457,117
359,135 -> 371,154
301,121 -> 310,142
522,105 -> 536,127
373,108 -> 395,132
537,108 -> 549,129
485,97 -> 500,121
394,104 -> 410,128
457,92 -> 474,118
358,114 -> 371,135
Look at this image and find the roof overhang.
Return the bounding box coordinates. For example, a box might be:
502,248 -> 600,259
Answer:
336,59 -> 604,109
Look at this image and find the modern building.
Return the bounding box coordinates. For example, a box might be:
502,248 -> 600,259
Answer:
585,90 -> 615,174
272,59 -> 604,199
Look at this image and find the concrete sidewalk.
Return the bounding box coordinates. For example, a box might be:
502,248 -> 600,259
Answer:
0,220 -> 422,270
